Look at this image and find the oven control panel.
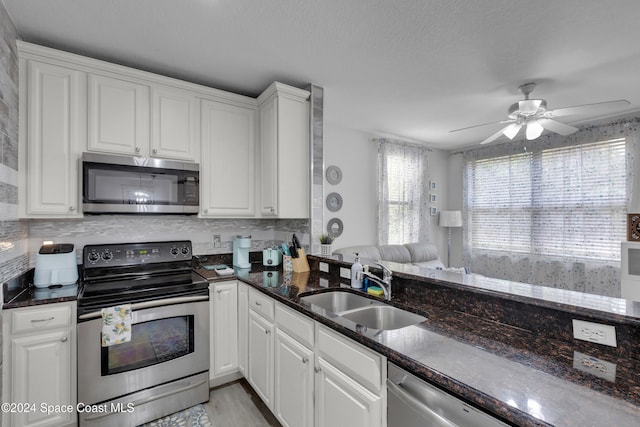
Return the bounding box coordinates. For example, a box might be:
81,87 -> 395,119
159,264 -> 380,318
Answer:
83,241 -> 192,267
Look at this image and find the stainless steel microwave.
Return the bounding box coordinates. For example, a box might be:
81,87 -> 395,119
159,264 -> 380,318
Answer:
82,152 -> 199,214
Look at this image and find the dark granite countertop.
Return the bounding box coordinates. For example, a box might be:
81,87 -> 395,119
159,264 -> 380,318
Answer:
196,258 -> 640,427
2,268 -> 79,309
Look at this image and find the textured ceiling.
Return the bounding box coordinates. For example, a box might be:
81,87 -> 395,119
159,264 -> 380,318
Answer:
4,0 -> 640,150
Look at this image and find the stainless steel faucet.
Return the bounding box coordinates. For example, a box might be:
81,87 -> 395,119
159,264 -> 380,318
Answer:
360,262 -> 393,300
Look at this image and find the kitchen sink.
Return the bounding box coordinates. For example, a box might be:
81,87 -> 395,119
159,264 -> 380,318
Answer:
299,290 -> 426,330
341,305 -> 427,330
300,291 -> 384,314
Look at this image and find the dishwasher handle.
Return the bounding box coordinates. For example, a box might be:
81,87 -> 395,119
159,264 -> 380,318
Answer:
387,379 -> 458,427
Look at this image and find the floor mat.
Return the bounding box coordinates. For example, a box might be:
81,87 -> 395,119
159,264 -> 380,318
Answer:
138,404 -> 213,427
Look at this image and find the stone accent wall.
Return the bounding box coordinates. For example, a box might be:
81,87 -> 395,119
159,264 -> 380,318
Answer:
0,1 -> 28,284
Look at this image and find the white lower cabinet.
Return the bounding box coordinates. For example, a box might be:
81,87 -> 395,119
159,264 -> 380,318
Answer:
315,357 -> 383,427
237,282 -> 249,376
2,302 -> 77,427
242,289 -> 386,427
210,281 -> 239,383
273,304 -> 315,427
248,309 -> 275,407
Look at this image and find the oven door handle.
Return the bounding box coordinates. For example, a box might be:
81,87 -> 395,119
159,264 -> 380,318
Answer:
78,295 -> 209,320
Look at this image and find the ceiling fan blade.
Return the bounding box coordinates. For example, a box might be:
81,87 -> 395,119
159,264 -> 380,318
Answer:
480,125 -> 514,145
539,118 -> 578,136
450,119 -> 513,133
545,99 -> 630,118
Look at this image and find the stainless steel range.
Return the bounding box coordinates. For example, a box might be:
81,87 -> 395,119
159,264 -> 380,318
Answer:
77,241 -> 209,427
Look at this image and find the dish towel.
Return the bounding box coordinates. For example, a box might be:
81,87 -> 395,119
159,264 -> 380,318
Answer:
101,304 -> 132,347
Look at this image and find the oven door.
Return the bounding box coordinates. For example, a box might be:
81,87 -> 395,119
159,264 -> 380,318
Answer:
77,294 -> 209,406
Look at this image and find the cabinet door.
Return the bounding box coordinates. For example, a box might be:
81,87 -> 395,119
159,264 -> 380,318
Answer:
315,357 -> 382,427
211,281 -> 239,378
23,60 -> 85,217
258,84 -> 310,218
274,329 -> 314,427
88,73 -> 150,156
237,282 -> 249,376
151,86 -> 199,162
248,310 -> 274,409
201,100 -> 256,216
11,329 -> 73,427
259,96 -> 278,216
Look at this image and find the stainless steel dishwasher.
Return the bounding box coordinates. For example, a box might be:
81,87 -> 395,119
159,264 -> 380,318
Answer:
387,362 -> 509,427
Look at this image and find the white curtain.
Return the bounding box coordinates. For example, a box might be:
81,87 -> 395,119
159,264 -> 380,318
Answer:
377,139 -> 430,245
462,116 -> 638,297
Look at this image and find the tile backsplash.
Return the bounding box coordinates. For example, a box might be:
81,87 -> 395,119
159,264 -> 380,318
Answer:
27,216 -> 310,266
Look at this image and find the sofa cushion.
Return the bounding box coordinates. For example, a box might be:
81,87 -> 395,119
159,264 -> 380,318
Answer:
405,242 -> 440,263
332,245 -> 381,260
378,245 -> 412,263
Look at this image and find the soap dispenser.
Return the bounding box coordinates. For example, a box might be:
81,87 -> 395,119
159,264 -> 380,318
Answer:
351,253 -> 364,289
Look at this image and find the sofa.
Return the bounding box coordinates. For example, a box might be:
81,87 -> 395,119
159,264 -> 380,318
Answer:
332,242 -> 446,269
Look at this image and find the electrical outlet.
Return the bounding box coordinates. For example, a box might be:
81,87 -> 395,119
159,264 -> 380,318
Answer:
340,267 -> 351,279
573,351 -> 616,382
213,235 -> 221,248
319,262 -> 329,273
572,319 -> 617,347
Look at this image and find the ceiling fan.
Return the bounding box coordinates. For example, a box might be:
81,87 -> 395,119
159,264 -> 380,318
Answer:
451,83 -> 630,145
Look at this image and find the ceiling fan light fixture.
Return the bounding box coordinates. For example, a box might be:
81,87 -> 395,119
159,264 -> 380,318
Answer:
526,120 -> 544,140
502,123 -> 521,139
518,99 -> 543,115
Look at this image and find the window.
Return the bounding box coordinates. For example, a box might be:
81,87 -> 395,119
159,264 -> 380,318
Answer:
466,138 -> 627,262
377,140 -> 429,245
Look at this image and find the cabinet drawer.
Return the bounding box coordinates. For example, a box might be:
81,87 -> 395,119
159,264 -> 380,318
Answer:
275,303 -> 314,348
249,288 -> 275,321
12,304 -> 72,334
316,324 -> 384,394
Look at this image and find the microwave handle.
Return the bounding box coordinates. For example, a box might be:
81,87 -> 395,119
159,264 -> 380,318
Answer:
78,295 -> 209,320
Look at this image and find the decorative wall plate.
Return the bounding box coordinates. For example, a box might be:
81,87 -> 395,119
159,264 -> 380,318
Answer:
326,192 -> 343,212
325,166 -> 343,185
327,218 -> 344,238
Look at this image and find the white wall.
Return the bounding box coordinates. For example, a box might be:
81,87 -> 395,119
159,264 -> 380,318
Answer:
323,123 -> 452,261
323,125 -> 378,249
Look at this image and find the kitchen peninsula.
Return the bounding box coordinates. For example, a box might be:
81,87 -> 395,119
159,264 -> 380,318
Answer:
196,252 -> 640,427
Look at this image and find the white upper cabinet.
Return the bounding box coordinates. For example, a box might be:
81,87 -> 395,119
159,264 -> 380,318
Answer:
258,82 -> 310,218
87,74 -> 150,156
19,58 -> 86,218
200,99 -> 257,217
151,85 -> 200,162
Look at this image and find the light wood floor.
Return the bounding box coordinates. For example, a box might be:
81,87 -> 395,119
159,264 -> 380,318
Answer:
203,380 -> 281,427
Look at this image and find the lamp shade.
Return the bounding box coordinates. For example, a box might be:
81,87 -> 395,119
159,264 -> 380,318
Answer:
439,210 -> 462,227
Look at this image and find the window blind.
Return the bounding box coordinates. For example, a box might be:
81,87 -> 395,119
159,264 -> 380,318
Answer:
467,138 -> 626,262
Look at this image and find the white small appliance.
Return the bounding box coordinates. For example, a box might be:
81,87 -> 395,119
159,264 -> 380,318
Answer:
233,235 -> 251,269
262,247 -> 282,266
34,243 -> 78,288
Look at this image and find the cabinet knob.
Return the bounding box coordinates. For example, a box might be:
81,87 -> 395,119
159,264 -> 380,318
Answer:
69,206 -> 75,211
135,147 -> 141,153
152,149 -> 158,154
270,208 -> 275,213
265,330 -> 270,335
217,289 -> 222,294
60,336 -> 68,343
302,357 -> 309,364
255,301 -> 262,306
204,209 -> 208,213
314,367 -> 322,373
